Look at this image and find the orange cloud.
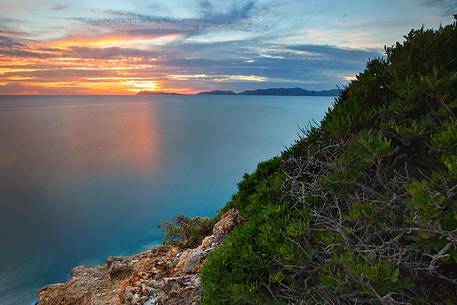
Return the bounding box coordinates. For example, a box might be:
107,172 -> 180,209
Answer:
1,46 -> 175,94
0,30 -> 198,95
48,33 -> 184,49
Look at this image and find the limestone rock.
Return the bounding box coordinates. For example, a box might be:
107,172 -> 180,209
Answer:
36,209 -> 240,305
176,249 -> 206,274
212,209 -> 240,239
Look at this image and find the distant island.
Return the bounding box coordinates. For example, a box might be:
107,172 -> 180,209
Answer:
197,90 -> 237,95
137,87 -> 339,96
137,91 -> 181,96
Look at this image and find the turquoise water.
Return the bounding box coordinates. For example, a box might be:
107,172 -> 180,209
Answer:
0,95 -> 333,304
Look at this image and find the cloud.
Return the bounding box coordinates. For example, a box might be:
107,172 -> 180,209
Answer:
0,35 -> 61,58
66,46 -> 159,59
50,4 -> 69,11
423,0 -> 457,16
197,0 -> 256,25
48,32 -> 185,49
0,26 -> 382,94
0,0 -> 452,94
0,35 -> 25,49
167,73 -> 267,82
73,0 -> 256,33
286,45 -> 383,62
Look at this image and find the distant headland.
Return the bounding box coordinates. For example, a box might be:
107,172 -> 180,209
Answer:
137,87 -> 339,96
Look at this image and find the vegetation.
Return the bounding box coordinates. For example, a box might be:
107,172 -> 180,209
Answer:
199,23 -> 457,304
160,215 -> 215,249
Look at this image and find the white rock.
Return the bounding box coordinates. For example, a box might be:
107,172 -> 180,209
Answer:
144,298 -> 157,305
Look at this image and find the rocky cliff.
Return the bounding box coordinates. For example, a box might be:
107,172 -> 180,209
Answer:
36,209 -> 241,305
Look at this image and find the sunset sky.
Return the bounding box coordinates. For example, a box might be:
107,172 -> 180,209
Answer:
0,0 -> 455,95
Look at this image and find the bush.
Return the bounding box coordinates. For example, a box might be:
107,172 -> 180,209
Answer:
200,23 -> 457,305
159,215 -> 215,249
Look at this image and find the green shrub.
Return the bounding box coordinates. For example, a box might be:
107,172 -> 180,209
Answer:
159,215 -> 215,249
200,23 -> 457,305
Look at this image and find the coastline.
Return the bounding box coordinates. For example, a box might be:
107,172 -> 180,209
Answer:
36,209 -> 240,305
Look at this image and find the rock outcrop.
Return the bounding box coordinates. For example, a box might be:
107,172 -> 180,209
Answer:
36,209 -> 241,305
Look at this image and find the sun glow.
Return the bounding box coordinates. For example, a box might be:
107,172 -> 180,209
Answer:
125,80 -> 159,92
49,33 -> 184,49
0,25 -> 272,95
0,27 -> 194,95
0,46 -> 179,94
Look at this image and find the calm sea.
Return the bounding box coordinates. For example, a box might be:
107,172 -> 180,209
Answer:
0,95 -> 333,304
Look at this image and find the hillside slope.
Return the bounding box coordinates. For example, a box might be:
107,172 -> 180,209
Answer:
200,24 -> 457,305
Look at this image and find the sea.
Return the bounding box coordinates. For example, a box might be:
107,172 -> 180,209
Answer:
0,95 -> 333,304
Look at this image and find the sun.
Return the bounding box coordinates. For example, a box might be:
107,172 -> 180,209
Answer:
125,80 -> 160,93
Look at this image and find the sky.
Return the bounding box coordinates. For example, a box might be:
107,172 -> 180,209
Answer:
0,0 -> 455,95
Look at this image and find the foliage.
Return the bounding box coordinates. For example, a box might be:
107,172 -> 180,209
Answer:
200,23 -> 457,305
159,215 -> 215,249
